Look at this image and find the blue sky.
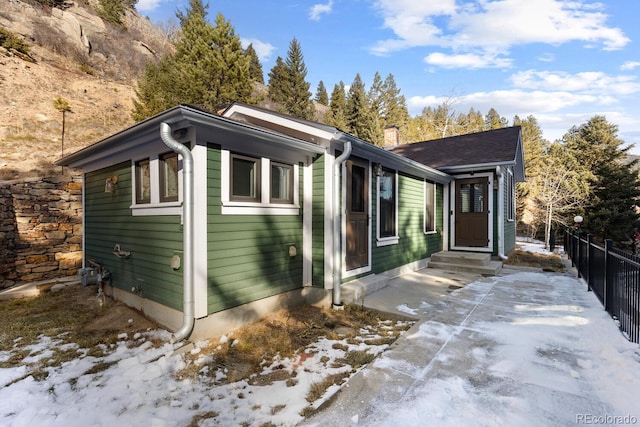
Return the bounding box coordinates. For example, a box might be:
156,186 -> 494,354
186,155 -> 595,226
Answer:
137,0 -> 640,152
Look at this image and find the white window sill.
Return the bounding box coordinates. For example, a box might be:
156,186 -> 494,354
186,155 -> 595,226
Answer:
424,230 -> 438,235
131,202 -> 182,216
376,236 -> 399,247
221,202 -> 300,216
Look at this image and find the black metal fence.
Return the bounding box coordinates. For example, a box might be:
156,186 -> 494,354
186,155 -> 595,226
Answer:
564,230 -> 640,343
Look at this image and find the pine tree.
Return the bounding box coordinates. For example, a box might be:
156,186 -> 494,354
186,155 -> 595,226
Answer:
381,73 -> 409,136
315,80 -> 329,105
485,108 -> 508,129
132,0 -> 252,120
366,72 -> 385,145
327,81 -> 347,130
346,74 -> 376,142
267,57 -> 289,105
564,115 -> 640,242
268,37 -> 314,120
245,43 -> 264,84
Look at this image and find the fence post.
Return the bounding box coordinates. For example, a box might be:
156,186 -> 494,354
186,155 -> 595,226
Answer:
576,232 -> 582,278
604,239 -> 612,311
586,234 -> 593,290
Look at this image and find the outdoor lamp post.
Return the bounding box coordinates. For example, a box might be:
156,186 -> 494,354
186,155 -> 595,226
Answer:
574,215 -> 583,233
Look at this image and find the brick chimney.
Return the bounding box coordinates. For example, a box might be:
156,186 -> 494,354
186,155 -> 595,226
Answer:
383,125 -> 399,148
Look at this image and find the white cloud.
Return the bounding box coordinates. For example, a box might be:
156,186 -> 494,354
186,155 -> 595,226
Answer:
309,1 -> 334,21
241,38 -> 275,63
425,52 -> 512,69
136,0 -> 164,12
621,61 -> 640,71
369,0 -> 629,64
511,70 -> 640,96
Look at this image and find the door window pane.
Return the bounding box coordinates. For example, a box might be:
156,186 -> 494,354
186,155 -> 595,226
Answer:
473,183 -> 484,212
351,165 -> 365,212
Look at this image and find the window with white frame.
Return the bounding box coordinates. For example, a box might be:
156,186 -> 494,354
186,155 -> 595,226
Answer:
221,150 -> 299,215
425,180 -> 436,233
230,153 -> 261,202
132,152 -> 182,216
506,169 -> 514,221
377,168 -> 398,244
135,158 -> 151,204
159,152 -> 179,202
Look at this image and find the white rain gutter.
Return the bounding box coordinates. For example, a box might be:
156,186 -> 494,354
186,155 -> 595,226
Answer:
496,166 -> 507,260
160,122 -> 195,343
332,141 -> 352,308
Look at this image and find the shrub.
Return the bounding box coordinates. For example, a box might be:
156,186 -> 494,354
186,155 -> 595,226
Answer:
0,27 -> 30,55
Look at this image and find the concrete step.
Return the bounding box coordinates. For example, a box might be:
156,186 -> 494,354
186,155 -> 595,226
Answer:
430,251 -> 492,266
428,260 -> 502,276
340,274 -> 390,305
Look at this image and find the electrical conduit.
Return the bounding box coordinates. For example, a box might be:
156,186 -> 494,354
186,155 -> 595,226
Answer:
160,122 -> 195,343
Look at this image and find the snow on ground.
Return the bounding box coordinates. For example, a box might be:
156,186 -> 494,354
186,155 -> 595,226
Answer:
2,241 -> 640,427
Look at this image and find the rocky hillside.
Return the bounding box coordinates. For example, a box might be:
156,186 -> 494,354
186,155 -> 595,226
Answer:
0,0 -> 173,178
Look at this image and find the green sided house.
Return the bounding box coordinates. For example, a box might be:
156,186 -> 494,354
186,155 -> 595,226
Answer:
391,126 -> 525,258
57,103 -> 523,342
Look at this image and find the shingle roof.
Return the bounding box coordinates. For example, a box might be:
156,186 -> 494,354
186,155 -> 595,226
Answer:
391,126 -> 522,170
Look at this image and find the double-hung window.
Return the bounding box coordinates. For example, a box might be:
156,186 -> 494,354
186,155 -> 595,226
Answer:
377,168 -> 398,245
135,159 -> 151,204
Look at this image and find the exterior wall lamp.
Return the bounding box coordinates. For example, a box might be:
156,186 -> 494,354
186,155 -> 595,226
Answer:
104,175 -> 118,193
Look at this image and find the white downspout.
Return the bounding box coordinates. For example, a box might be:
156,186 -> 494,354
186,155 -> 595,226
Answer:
496,166 -> 507,260
160,122 -> 195,343
332,141 -> 352,308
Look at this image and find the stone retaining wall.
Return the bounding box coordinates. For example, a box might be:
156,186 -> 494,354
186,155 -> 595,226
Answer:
0,175 -> 83,289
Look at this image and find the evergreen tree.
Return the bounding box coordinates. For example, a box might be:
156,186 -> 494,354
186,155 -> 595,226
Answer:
564,116 -> 640,242
315,80 -> 329,105
346,74 -> 376,142
366,72 -> 385,145
268,37 -> 314,120
485,108 -> 508,129
245,43 -> 264,84
132,0 -> 252,120
267,57 -> 289,105
327,81 -> 347,130
381,73 -> 409,137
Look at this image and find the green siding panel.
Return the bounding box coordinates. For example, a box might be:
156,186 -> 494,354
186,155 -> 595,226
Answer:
84,162 -> 184,311
206,144 -> 305,314
369,172 -> 443,276
311,154 -> 325,287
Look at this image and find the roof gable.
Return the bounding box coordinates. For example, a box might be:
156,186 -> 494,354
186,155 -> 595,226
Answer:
391,126 -> 525,180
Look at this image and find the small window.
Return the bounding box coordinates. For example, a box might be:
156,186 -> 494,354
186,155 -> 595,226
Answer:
378,168 -> 396,238
506,170 -> 515,221
135,159 -> 151,204
271,162 -> 293,203
425,180 -> 436,233
231,153 -> 261,202
159,152 -> 179,202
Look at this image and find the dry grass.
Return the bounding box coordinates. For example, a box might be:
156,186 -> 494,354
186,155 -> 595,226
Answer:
505,248 -> 565,272
0,284 -> 159,374
176,304 -> 412,387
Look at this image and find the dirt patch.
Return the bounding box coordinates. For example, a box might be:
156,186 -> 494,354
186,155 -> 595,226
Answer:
83,301 -> 158,332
